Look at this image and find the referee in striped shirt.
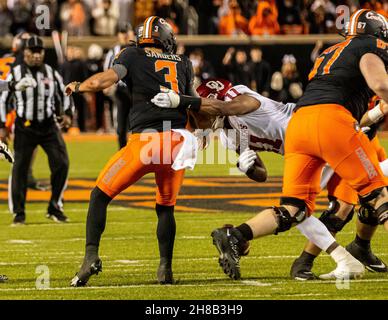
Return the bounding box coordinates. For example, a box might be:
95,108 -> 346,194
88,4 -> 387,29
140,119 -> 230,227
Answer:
103,23 -> 134,148
0,36 -> 74,225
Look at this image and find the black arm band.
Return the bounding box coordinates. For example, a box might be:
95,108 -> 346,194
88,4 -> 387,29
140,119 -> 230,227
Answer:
179,95 -> 201,112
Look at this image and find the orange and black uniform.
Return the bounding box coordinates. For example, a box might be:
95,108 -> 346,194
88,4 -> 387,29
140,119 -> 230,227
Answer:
112,46 -> 192,133
282,36 -> 388,213
96,46 -> 194,205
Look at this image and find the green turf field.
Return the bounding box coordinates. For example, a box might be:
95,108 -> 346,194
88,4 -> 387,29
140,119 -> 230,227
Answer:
0,137 -> 387,300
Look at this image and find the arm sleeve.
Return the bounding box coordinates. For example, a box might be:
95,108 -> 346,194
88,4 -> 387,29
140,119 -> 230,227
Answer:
112,47 -> 136,83
0,72 -> 14,127
54,70 -> 74,117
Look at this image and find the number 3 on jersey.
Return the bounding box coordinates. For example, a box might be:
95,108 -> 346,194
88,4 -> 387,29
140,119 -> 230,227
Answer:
308,38 -> 352,80
155,60 -> 179,93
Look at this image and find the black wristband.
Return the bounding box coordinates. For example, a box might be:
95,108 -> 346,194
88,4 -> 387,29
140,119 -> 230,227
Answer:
179,95 -> 201,112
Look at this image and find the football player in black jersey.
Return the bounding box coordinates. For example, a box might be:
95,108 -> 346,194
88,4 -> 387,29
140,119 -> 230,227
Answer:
65,16 -> 196,286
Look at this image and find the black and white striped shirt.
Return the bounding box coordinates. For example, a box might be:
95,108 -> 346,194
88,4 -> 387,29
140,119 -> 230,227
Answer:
0,63 -> 73,126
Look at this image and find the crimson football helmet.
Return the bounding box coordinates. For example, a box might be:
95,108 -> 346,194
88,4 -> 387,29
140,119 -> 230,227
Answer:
196,78 -> 233,100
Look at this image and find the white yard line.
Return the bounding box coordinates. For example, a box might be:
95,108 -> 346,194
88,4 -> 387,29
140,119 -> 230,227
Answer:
1,278 -> 388,292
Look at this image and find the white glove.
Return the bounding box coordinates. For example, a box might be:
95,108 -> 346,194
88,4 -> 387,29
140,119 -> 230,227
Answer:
237,148 -> 257,173
15,77 -> 37,91
151,88 -> 180,108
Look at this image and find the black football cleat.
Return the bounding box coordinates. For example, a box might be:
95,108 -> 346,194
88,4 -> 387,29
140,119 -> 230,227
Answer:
46,211 -> 68,223
12,213 -> 26,226
346,240 -> 387,273
47,204 -> 69,223
290,256 -> 317,281
71,258 -> 102,287
157,263 -> 175,285
211,226 -> 246,280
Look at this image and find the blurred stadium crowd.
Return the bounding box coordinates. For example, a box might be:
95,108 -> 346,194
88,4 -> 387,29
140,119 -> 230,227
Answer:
0,0 -> 387,37
0,0 -> 387,133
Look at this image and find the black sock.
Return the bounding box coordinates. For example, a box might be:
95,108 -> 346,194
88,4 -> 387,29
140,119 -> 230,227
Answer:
299,250 -> 317,263
85,187 -> 112,256
355,234 -> 371,249
156,204 -> 176,267
236,223 -> 254,241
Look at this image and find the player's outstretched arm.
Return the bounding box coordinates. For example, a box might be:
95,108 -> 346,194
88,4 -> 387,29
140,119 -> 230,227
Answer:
360,100 -> 388,127
152,89 -> 260,116
64,69 -> 119,95
360,53 -> 388,102
199,94 -> 260,116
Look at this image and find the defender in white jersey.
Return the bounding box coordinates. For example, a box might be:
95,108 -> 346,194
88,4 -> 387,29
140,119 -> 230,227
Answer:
152,78 -> 367,280
196,79 -> 388,280
217,84 -> 293,155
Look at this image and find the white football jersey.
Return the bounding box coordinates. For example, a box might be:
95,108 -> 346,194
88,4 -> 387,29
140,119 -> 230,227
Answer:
219,85 -> 296,155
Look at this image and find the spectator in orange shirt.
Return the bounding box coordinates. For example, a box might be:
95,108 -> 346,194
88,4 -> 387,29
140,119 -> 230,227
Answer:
248,0 -> 280,35
218,0 -> 249,35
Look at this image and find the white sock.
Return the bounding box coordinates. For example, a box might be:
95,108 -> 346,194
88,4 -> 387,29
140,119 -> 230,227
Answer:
379,159 -> 388,177
329,246 -> 349,263
296,216 -> 336,252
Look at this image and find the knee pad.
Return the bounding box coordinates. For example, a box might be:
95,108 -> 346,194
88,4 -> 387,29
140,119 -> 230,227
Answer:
357,204 -> 379,226
319,199 -> 354,233
273,204 -> 307,235
359,187 -> 388,225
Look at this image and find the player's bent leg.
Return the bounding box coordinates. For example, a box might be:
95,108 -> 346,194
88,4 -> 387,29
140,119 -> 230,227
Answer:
291,199 -> 355,280
211,200 -> 308,280
71,137 -> 150,287
71,187 -> 111,287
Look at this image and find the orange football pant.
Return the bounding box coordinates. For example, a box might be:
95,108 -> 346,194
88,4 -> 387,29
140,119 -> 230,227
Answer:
327,136 -> 387,205
96,131 -> 185,206
282,104 -> 388,214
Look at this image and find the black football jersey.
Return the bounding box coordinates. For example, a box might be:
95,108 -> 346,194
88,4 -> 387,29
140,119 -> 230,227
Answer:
296,36 -> 388,121
113,46 -> 194,133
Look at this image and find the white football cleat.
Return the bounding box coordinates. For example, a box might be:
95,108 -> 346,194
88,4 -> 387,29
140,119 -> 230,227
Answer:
319,254 -> 365,280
